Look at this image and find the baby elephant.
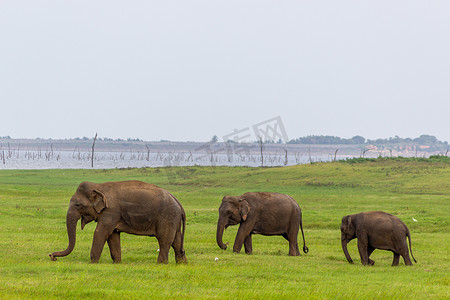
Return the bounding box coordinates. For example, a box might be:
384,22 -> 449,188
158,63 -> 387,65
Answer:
340,211 -> 417,266
216,192 -> 308,256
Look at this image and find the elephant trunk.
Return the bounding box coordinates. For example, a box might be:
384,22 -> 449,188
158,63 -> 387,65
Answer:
49,206 -> 80,260
216,216 -> 229,250
341,239 -> 353,264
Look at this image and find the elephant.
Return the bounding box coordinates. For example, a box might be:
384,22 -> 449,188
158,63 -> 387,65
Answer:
49,180 -> 187,264
340,211 -> 417,266
216,192 -> 308,256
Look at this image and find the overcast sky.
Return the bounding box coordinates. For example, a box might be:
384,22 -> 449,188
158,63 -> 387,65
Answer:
1,1 -> 449,142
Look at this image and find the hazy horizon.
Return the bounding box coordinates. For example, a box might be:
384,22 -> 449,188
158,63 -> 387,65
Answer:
1,1 -> 449,143
1,133 -> 447,145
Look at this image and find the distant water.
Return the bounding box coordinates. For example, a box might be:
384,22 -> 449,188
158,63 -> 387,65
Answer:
0,150 -> 338,169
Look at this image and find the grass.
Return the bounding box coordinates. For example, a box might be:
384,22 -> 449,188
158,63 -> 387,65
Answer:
0,159 -> 449,299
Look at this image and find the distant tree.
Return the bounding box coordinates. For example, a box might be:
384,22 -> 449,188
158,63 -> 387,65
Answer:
413,135 -> 439,144
389,135 -> 403,143
351,135 -> 365,144
211,135 -> 218,143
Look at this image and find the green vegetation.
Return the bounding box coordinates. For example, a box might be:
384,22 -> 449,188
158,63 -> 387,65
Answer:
0,160 -> 449,299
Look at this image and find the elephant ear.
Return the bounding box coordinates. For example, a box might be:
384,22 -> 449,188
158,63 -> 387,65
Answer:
238,198 -> 250,221
346,215 -> 352,225
92,189 -> 108,213
344,215 -> 352,230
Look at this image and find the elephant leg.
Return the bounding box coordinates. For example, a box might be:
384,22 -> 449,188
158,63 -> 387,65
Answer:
156,222 -> 177,264
244,235 -> 253,255
233,223 -> 254,253
171,229 -> 187,264
287,217 -> 301,256
282,233 -> 299,256
392,236 -> 413,266
287,232 -> 300,256
368,246 -> 375,266
400,250 -> 413,266
357,235 -> 369,265
394,237 -> 413,266
90,224 -> 112,263
107,231 -> 121,263
157,239 -> 171,264
392,252 -> 400,266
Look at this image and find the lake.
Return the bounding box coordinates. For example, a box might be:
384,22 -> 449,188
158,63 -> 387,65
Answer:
0,149 -> 339,169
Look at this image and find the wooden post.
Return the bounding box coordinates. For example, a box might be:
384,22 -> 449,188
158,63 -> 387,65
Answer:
146,144 -> 150,161
334,149 -> 339,161
91,133 -> 97,168
258,136 -> 264,167
284,149 -> 288,166
308,146 -> 312,164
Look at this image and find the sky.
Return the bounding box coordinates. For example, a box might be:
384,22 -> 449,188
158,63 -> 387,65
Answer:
1,1 -> 449,143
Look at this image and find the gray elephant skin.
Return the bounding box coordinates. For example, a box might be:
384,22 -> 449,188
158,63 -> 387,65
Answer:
50,180 -> 187,264
341,211 -> 416,266
216,192 -> 308,256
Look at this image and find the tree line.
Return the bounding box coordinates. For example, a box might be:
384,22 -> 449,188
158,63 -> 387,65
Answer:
1,134 -> 448,147
287,134 -> 448,146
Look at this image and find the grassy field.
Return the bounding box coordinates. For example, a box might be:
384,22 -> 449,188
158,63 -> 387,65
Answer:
0,158 -> 449,299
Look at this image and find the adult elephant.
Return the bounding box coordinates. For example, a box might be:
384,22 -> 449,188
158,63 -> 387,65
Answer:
340,211 -> 416,266
49,180 -> 187,264
216,192 -> 308,256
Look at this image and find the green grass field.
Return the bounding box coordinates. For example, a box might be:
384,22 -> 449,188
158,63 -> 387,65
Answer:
0,158 -> 449,299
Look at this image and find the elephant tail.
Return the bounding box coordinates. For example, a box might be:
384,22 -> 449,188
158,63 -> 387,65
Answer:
288,195 -> 308,254
181,206 -> 186,255
300,218 -> 308,254
407,228 -> 417,263
298,209 -> 308,254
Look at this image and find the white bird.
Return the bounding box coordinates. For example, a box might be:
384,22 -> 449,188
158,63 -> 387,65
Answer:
157,248 -> 160,252
215,257 -> 219,262
412,217 -> 417,222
